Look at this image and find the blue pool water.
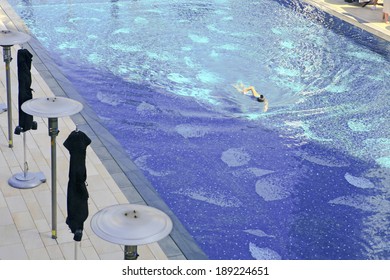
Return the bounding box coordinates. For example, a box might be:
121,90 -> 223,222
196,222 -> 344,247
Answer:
8,0 -> 390,259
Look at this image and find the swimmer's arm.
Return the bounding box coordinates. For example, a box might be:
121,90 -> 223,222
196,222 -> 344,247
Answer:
244,86 -> 260,97
263,98 -> 269,112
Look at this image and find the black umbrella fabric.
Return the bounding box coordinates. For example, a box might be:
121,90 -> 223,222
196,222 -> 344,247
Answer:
17,49 -> 35,132
64,130 -> 91,241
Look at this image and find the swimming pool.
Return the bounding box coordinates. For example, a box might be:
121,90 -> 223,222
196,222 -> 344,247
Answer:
8,0 -> 390,259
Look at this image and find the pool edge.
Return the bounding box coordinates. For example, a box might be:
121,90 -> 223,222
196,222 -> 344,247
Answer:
304,0 -> 390,42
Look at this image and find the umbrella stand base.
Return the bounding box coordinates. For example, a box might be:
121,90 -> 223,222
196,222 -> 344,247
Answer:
8,171 -> 46,189
0,103 -> 6,113
124,245 -> 139,260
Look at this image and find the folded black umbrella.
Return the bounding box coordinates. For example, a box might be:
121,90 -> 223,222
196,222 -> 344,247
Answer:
17,48 -> 35,132
64,130 -> 91,241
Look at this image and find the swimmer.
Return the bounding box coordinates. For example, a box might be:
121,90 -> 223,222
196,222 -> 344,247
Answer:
233,82 -> 269,112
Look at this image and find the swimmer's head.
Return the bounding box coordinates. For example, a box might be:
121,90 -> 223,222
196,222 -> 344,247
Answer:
257,95 -> 265,102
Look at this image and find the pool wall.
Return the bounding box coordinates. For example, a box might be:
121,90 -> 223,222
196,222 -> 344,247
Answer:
302,0 -> 390,43
285,0 -> 390,58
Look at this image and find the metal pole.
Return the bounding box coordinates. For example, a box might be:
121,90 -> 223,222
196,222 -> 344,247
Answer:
49,118 -> 59,239
23,132 -> 28,178
74,241 -> 78,260
3,46 -> 13,148
124,245 -> 139,260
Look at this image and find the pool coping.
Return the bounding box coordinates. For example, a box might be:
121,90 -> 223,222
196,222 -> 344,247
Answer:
0,0 -> 207,260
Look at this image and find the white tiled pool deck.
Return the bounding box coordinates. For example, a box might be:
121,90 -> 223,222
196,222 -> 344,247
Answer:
0,0 -> 389,260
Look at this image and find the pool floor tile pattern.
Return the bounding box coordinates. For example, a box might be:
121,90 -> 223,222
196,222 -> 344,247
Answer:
1,0 -> 390,260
